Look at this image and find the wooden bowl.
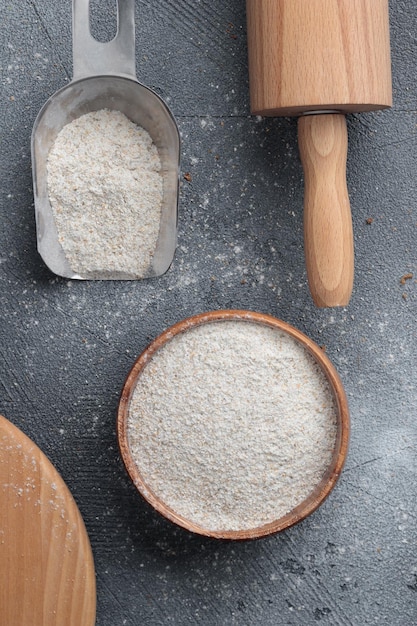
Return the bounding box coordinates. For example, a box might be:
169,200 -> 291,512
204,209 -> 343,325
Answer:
117,310 -> 349,539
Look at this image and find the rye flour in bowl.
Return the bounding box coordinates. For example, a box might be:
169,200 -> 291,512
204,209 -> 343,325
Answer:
118,310 -> 349,539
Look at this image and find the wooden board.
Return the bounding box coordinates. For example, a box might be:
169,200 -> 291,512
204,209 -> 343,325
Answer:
0,415 -> 96,625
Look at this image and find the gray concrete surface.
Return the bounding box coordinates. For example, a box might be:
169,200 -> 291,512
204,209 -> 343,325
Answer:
1,1 -> 416,624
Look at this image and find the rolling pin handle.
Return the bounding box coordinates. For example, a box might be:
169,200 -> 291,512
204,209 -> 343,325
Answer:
298,113 -> 354,307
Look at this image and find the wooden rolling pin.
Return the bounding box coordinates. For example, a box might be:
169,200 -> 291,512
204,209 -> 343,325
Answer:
246,0 -> 392,307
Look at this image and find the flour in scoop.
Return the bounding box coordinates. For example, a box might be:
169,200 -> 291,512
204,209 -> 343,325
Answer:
47,109 -> 163,279
127,320 -> 338,532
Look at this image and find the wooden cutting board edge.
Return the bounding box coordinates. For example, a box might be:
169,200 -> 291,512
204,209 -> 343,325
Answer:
0,414 -> 96,626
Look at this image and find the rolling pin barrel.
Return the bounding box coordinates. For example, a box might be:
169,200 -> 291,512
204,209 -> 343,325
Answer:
246,0 -> 392,307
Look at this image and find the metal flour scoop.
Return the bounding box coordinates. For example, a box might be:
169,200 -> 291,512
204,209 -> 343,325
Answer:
31,0 -> 180,279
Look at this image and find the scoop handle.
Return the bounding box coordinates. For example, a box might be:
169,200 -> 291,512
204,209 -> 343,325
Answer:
72,0 -> 136,80
298,114 -> 354,308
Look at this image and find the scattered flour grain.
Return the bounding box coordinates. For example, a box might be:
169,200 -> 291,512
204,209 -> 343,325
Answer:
127,320 -> 338,532
47,109 -> 163,279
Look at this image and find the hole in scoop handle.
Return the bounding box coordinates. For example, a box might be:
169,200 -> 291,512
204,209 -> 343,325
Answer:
298,114 -> 354,308
72,0 -> 136,80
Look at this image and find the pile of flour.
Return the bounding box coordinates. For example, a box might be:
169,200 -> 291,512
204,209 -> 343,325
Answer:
127,320 -> 338,532
47,109 -> 163,279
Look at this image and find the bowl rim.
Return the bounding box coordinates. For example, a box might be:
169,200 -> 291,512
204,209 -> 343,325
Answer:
117,309 -> 350,540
